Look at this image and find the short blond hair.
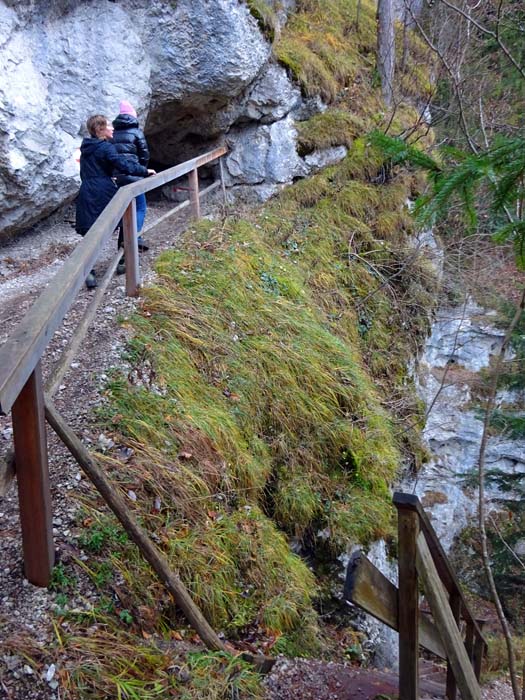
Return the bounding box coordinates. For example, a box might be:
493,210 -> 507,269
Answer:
86,114 -> 108,138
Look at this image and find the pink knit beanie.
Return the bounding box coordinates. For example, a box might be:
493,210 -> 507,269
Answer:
119,100 -> 137,117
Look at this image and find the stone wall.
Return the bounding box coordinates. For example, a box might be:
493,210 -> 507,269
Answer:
0,0 -> 345,239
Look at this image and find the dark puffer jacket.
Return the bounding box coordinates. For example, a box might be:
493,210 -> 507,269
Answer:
112,113 -> 149,176
75,138 -> 148,236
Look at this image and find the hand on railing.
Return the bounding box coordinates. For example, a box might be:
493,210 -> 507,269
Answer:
147,169 -> 156,176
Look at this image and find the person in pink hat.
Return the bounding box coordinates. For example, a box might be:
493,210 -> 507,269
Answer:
112,100 -> 151,274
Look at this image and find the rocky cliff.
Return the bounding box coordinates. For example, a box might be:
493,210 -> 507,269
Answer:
0,0 -> 341,239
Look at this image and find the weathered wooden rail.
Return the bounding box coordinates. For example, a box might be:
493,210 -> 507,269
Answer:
344,492 -> 487,700
0,145 -> 227,586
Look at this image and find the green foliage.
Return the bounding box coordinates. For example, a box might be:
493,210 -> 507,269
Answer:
182,651 -> 265,699
370,132 -> 525,267
489,410 -> 525,439
369,130 -> 440,173
94,129 -> 434,653
49,563 -> 77,592
119,609 -> 134,625
61,625 -> 264,699
79,517 -> 129,553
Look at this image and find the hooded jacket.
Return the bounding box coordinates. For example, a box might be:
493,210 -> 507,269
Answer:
112,113 -> 149,167
75,137 -> 147,236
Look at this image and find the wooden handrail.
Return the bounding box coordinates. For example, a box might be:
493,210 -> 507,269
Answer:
0,145 -> 227,415
393,492 -> 487,647
394,492 -> 487,700
345,494 -> 487,700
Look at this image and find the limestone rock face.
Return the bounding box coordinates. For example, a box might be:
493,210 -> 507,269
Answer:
305,146 -> 348,172
144,0 -> 271,141
0,0 -> 151,236
242,63 -> 301,124
224,116 -> 307,187
0,0 -> 342,238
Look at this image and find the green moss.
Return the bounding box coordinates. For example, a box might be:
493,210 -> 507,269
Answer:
276,36 -> 340,100
274,0 -> 377,101
296,110 -> 366,154
246,0 -> 278,41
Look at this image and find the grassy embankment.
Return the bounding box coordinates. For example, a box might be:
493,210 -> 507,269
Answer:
8,1 -> 437,697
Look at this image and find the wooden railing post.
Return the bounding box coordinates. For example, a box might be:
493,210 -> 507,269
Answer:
397,505 -> 420,700
446,592 -> 462,700
189,168 -> 201,219
219,158 -> 228,206
122,199 -> 140,297
11,361 -> 54,586
473,621 -> 486,681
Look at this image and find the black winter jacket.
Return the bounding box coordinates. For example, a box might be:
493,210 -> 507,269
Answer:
112,113 -> 149,169
75,138 -> 148,236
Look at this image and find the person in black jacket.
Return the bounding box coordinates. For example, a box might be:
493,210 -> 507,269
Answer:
75,114 -> 154,288
112,101 -> 150,263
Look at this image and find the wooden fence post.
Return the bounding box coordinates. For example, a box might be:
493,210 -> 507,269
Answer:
473,621 -> 486,681
11,361 -> 54,586
123,199 -> 140,297
398,506 -> 420,700
446,592 -> 462,700
219,158 -> 228,206
189,168 -> 201,219
464,621 -> 475,664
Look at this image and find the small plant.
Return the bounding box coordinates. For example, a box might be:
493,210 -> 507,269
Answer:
54,592 -> 69,613
79,519 -> 128,553
119,609 -> 133,625
49,562 -> 77,592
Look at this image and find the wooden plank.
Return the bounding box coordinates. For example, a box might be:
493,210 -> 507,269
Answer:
343,552 -> 446,659
123,199 -> 140,297
465,621 -> 475,676
416,532 -> 481,700
123,146 -> 228,198
398,508 -> 420,700
0,146 -> 227,415
446,592 -> 461,700
11,363 -> 54,586
394,492 -> 487,646
45,399 -> 226,652
219,157 -> 228,205
188,168 -> 201,219
473,621 -> 486,681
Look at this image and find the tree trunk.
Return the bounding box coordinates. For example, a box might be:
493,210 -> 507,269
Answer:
377,0 -> 395,107
401,3 -> 410,71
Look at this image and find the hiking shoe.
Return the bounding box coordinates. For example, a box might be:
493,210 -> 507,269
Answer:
137,236 -> 149,252
85,270 -> 97,289
116,257 -> 126,275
